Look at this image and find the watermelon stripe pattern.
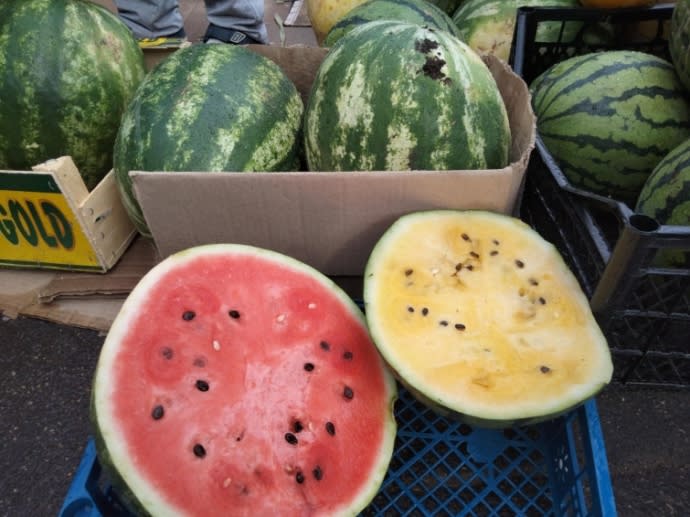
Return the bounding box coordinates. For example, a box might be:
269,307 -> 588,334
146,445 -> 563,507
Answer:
0,0 -> 146,189
305,21 -> 511,172
671,0 -> 690,92
323,0 -> 461,47
114,44 -> 304,237
531,51 -> 690,202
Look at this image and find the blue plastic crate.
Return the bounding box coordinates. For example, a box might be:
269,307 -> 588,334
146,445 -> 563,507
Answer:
60,386 -> 616,516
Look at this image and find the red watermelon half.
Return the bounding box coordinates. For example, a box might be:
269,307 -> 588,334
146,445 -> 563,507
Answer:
91,244 -> 397,516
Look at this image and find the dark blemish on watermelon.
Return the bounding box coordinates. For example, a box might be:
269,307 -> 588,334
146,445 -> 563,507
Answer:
161,347 -> 174,360
455,323 -> 466,331
313,466 -> 323,481
405,268 -> 414,276
193,356 -> 206,368
193,444 -> 206,458
228,309 -> 241,319
462,233 -> 471,241
539,297 -> 547,305
296,471 -> 305,484
515,259 -> 525,268
151,405 -> 164,420
415,38 -> 439,53
196,379 -> 209,392
285,432 -> 298,445
422,55 -> 447,81
407,306 -> 414,313
320,340 -> 331,351
470,251 -> 480,259
439,320 -> 449,327
490,250 -> 499,256
304,362 -> 315,372
540,365 -> 551,374
182,310 -> 195,321
293,420 -> 304,433
422,307 -> 429,316
343,386 -> 354,400
326,422 -> 336,436
529,278 -> 539,286
343,351 -> 353,360
236,429 -> 245,441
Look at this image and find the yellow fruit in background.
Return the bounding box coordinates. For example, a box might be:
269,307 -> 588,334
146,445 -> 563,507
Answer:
306,0 -> 369,45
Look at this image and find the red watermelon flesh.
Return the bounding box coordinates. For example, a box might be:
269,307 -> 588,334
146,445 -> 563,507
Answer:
91,244 -> 397,516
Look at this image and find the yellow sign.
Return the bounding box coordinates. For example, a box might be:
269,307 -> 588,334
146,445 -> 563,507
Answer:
0,172 -> 101,270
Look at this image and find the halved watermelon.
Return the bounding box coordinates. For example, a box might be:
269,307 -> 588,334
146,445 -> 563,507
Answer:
363,210 -> 613,428
91,244 -> 397,516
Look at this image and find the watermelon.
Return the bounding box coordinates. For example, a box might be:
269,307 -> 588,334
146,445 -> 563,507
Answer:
0,0 -> 146,189
113,44 -> 304,238
530,50 -> 690,204
363,210 -> 613,428
323,0 -> 462,47
91,244 -> 397,516
635,137 -> 690,267
304,20 -> 511,172
427,0 -> 465,15
451,0 -> 583,63
671,0 -> 690,92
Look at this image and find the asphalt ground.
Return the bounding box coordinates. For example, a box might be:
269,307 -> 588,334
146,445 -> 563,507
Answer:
1,314 -> 688,516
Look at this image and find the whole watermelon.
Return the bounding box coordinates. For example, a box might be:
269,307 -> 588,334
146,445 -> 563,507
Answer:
635,137 -> 690,266
0,0 -> 146,189
530,50 -> 690,203
324,0 -> 462,47
670,0 -> 690,92
304,21 -> 511,172
114,44 -> 304,237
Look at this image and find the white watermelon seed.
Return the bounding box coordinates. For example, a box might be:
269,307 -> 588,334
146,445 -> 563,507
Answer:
308,302 -> 317,309
276,313 -> 286,323
213,340 -> 221,351
223,478 -> 232,488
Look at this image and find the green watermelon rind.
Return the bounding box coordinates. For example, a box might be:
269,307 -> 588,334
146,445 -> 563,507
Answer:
363,210 -> 613,429
0,0 -> 146,190
323,0 -> 462,47
305,20 -> 511,173
670,0 -> 690,93
113,44 -> 305,238
91,243 -> 398,516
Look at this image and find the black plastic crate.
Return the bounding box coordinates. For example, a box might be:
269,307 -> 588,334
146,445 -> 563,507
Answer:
509,5 -> 690,389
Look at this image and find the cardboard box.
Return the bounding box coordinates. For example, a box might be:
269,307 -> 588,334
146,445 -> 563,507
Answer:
131,45 -> 536,277
0,156 -> 136,272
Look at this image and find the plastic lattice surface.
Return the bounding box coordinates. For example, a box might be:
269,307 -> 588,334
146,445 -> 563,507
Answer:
60,387 -> 616,517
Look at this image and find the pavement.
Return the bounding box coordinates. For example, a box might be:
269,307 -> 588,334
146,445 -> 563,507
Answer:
1,1 -> 689,515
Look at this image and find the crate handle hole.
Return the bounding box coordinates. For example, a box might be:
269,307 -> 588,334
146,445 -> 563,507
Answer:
629,214 -> 659,234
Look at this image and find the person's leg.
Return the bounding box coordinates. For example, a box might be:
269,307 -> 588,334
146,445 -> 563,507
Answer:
203,0 -> 268,44
114,0 -> 185,39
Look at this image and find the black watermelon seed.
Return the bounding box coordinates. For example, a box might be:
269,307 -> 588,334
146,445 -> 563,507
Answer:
325,422 -> 336,435
313,466 -> 323,481
515,259 -> 525,268
439,320 -> 449,327
295,471 -> 305,484
304,362 -> 315,372
182,311 -> 196,321
466,265 -> 474,271
455,323 -> 466,331
196,380 -> 210,392
407,306 -> 414,313
490,250 -> 499,256
538,297 -> 547,305
540,365 -> 551,374
493,239 -> 500,245
151,405 -> 164,420
285,432 -> 298,445
455,263 -> 463,271
193,444 -> 206,458
293,420 -> 304,433
228,310 -> 241,319
193,357 -> 206,368
461,233 -> 470,241
470,251 -> 480,258
161,347 -> 174,360
343,351 -> 353,360
529,278 -> 539,286
320,340 -> 331,351
421,308 -> 429,316
343,386 -> 354,400
404,268 -> 414,276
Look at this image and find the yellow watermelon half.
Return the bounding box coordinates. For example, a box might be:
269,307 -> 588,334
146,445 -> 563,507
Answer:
363,210 -> 613,428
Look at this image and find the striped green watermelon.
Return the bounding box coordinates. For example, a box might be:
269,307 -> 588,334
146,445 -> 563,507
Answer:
427,0 -> 465,15
451,0 -> 584,63
530,50 -> 690,203
91,243 -> 397,515
114,44 -> 304,237
323,0 -> 461,47
304,21 -> 511,172
671,0 -> 690,92
635,137 -> 690,266
0,0 -> 146,189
